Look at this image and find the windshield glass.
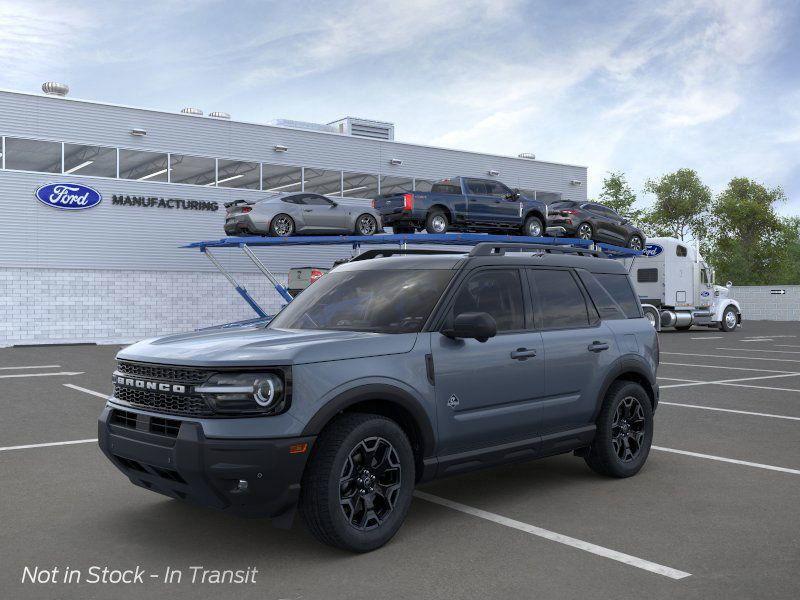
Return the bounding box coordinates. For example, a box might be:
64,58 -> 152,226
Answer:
269,269 -> 455,333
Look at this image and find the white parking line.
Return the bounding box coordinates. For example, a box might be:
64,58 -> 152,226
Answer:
659,372 -> 800,389
63,383 -> 109,399
690,336 -> 723,340
0,439 -> 97,453
740,339 -> 773,342
661,352 -> 800,364
716,347 -> 800,355
414,491 -> 691,579
776,345 -> 800,349
660,362 -> 798,374
653,446 -> 800,476
659,402 -> 800,421
715,382 -> 800,394
0,371 -> 84,379
0,364 -> 61,370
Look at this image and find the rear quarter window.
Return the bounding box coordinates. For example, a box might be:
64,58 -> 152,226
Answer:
593,273 -> 642,319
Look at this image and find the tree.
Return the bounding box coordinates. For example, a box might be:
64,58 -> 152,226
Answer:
598,171 -> 640,221
642,168 -> 711,241
705,177 -> 790,285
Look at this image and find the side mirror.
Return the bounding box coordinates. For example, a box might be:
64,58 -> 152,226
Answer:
329,201 -> 338,208
442,312 -> 497,343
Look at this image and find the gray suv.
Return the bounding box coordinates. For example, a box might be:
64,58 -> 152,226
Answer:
98,242 -> 659,552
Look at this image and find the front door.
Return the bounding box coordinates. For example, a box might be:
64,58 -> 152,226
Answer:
432,268 -> 545,456
302,194 -> 350,232
464,179 -> 519,228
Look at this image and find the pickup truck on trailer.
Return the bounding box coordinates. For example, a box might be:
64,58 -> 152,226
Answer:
373,177 -> 550,237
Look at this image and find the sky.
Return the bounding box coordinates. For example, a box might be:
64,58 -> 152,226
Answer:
1,0 -> 799,213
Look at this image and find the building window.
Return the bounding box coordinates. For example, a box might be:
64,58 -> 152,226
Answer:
170,154 -> 216,186
341,172 -> 379,198
119,149 -> 169,182
414,178 -> 436,192
379,175 -> 413,195
63,144 -> 117,177
4,137 -> 61,173
217,159 -> 260,189
304,168 -> 342,196
262,163 -> 302,193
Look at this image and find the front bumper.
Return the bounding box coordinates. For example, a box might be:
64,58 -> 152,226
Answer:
98,404 -> 314,519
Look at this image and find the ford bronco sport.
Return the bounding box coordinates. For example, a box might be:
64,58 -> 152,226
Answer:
98,242 -> 659,552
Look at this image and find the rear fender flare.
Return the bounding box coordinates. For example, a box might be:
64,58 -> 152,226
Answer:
593,356 -> 658,420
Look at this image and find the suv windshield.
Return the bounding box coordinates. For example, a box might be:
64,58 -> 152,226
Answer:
269,269 -> 455,333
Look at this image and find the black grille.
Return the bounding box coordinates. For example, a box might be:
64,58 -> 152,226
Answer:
117,361 -> 210,385
111,409 -> 138,429
150,416 -> 181,437
113,384 -> 213,416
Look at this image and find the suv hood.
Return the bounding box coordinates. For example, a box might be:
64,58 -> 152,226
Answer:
117,325 -> 417,367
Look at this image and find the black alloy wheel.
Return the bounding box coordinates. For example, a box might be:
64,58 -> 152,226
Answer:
339,437 -> 401,531
577,222 -> 593,240
611,396 -> 646,463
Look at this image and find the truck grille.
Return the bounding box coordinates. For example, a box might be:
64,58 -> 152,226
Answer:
113,360 -> 213,417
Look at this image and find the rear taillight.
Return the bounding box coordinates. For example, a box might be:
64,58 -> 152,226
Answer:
371,199 -> 376,208
403,193 -> 414,211
561,209 -> 578,215
310,269 -> 324,283
241,207 -> 252,213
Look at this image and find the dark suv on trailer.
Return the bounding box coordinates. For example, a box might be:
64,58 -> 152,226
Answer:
98,242 -> 658,552
547,200 -> 646,250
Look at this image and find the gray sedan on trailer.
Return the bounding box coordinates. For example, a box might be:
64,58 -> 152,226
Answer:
224,192 -> 383,237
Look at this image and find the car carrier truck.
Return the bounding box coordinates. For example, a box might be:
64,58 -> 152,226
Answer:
626,236 -> 741,332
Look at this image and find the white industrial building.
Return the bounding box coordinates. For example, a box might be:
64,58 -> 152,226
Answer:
0,84 -> 588,346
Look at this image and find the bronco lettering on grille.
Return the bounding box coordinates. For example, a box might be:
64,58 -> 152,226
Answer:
115,376 -> 186,394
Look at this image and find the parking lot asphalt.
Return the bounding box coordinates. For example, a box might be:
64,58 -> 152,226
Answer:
1,321 -> 799,600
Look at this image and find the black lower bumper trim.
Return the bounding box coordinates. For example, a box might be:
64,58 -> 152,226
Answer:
98,406 -> 315,519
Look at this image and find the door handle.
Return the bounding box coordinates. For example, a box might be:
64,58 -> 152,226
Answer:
510,348 -> 537,360
303,209 -> 313,212
588,341 -> 610,352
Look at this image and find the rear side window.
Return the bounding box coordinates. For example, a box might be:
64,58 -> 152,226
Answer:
465,179 -> 490,195
594,273 -> 642,318
637,268 -> 658,283
431,183 -> 461,194
529,269 -> 590,329
449,269 -> 525,332
577,271 -> 626,320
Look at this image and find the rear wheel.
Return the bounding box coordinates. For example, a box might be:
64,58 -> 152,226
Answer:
719,306 -> 738,332
269,214 -> 295,237
425,210 -> 449,234
577,222 -> 593,240
355,214 -> 379,236
300,413 -> 415,552
584,381 -> 653,478
521,215 -> 544,237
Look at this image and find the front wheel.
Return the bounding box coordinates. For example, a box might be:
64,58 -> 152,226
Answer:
719,306 -> 738,332
628,235 -> 644,251
584,381 -> 653,478
354,214 -> 379,236
521,215 -> 544,237
300,413 -> 415,552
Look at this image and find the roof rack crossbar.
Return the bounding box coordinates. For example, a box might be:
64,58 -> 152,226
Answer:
350,248 -> 466,262
468,242 -> 605,257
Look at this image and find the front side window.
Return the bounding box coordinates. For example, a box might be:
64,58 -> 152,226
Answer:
303,194 -> 335,206
4,138 -> 61,173
529,269 -> 590,329
677,245 -> 688,257
269,269 -> 454,334
448,269 -> 525,332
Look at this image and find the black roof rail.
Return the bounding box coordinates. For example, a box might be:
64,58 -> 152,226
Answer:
468,242 -> 606,258
350,248 -> 466,262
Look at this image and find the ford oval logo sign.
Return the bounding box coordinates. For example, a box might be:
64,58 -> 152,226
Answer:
642,244 -> 663,257
35,183 -> 102,210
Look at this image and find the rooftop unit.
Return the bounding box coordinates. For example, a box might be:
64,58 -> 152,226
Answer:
328,117 -> 395,141
268,119 -> 338,134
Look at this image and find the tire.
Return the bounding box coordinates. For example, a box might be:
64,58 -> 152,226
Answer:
269,214 -> 295,237
425,209 -> 449,234
521,215 -> 544,237
300,413 -> 415,553
584,381 -> 653,478
719,306 -> 738,332
354,213 -> 379,236
576,222 -> 593,240
628,235 -> 644,251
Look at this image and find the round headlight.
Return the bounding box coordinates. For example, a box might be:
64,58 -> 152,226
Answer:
254,374 -> 283,407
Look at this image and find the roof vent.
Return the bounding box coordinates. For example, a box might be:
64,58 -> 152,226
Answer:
209,111 -> 230,119
42,82 -> 69,96
518,152 -> 536,160
328,117 -> 394,141
268,119 -> 337,134
180,107 -> 203,116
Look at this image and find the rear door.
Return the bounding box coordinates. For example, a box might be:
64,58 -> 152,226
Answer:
528,268 -> 619,434
432,267 -> 545,456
